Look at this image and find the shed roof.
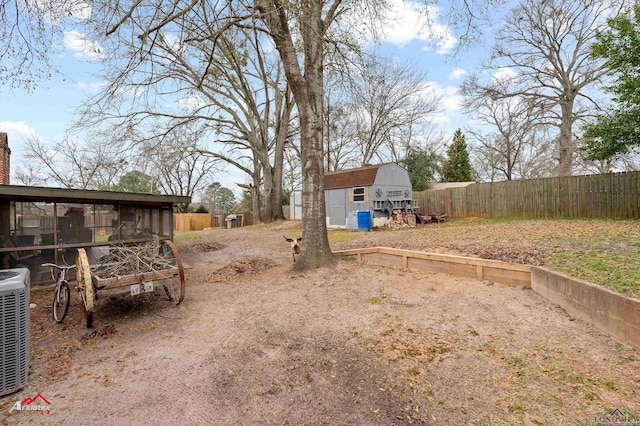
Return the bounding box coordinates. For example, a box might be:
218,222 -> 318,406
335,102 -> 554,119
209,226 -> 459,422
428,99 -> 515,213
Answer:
0,184 -> 191,205
325,163 -> 389,190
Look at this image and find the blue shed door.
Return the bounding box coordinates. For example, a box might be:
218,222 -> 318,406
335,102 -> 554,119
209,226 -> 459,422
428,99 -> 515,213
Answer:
328,190 -> 346,226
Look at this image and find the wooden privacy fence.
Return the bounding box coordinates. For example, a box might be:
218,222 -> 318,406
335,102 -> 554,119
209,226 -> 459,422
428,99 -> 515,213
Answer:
174,212 -> 255,231
175,213 -> 212,232
413,171 -> 640,219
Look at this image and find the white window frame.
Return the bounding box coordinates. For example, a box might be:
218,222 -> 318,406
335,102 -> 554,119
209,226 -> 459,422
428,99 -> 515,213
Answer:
353,186 -> 365,203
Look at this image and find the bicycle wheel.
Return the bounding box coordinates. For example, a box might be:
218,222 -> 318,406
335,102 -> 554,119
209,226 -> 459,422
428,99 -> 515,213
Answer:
52,281 -> 71,323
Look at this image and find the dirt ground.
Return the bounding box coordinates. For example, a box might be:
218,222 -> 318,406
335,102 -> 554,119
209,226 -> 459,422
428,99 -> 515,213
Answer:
1,220 -> 639,425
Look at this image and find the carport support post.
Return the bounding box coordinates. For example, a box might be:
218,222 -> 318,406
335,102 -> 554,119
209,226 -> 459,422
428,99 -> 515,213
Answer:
0,200 -> 9,267
169,205 -> 175,240
403,255 -> 408,270
53,201 -> 60,264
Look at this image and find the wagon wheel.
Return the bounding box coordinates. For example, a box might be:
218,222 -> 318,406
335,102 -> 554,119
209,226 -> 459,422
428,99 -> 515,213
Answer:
160,240 -> 185,305
76,248 -> 94,328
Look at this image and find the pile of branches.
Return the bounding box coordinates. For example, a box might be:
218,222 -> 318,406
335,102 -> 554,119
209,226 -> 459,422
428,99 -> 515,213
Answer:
92,237 -> 176,279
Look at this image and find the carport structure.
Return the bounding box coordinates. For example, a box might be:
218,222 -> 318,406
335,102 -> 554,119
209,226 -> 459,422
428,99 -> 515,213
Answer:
0,184 -> 190,283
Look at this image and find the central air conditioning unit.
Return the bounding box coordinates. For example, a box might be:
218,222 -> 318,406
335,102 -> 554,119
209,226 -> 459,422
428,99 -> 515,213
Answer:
0,268 -> 31,397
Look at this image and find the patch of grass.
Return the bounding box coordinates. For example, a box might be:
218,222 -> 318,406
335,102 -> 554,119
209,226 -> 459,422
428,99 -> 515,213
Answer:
327,230 -> 364,245
583,389 -> 601,401
546,392 -> 564,407
476,414 -> 512,426
550,251 -> 640,296
174,231 -> 204,243
508,400 -> 525,414
289,273 -> 306,280
405,365 -> 423,377
599,377 -> 618,391
474,340 -> 501,356
505,353 -> 538,384
563,370 -> 594,386
339,256 -> 357,262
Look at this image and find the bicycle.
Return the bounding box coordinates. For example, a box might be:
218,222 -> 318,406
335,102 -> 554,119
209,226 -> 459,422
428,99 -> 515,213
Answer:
42,262 -> 77,323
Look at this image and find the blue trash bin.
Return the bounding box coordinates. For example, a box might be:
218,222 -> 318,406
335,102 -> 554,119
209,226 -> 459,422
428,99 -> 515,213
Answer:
357,210 -> 372,231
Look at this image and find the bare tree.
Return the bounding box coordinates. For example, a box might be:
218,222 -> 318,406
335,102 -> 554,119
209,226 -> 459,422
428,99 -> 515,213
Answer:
283,142 -> 302,192
23,133 -> 126,189
320,55 -> 442,172
0,0 -> 81,90
324,101 -> 360,171
471,0 -> 624,176
346,55 -> 442,166
140,130 -> 220,212
574,142 -> 640,174
463,76 -> 555,180
12,161 -> 46,186
77,18 -> 293,224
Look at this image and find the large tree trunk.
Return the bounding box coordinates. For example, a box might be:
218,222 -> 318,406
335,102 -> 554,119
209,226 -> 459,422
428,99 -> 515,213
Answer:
293,0 -> 334,270
262,162 -> 275,223
555,101 -> 575,177
272,167 -> 285,220
250,183 -> 261,225
257,0 -> 334,270
245,158 -> 262,225
295,98 -> 334,270
271,84 -> 293,221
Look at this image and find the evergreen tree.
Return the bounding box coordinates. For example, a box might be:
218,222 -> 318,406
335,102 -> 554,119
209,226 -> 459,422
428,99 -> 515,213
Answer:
112,171 -> 160,194
203,182 -> 237,213
399,148 -> 439,191
440,129 -> 474,182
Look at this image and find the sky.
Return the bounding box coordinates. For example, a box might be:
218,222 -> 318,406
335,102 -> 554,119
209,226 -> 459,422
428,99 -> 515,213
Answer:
0,0 -> 502,196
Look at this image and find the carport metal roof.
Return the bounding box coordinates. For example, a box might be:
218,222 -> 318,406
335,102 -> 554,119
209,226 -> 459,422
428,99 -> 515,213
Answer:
0,184 -> 191,205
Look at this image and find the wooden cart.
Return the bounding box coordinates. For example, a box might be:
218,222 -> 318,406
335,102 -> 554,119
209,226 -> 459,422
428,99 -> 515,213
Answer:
75,240 -> 185,328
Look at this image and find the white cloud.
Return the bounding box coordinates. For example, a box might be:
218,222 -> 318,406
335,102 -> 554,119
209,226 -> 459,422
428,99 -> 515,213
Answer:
378,0 -> 457,54
63,30 -> 103,60
440,85 -> 462,112
77,81 -> 107,94
113,86 -> 146,98
427,84 -> 463,124
0,121 -> 36,141
491,67 -> 518,84
449,68 -> 467,80
348,0 -> 457,53
177,93 -> 206,111
160,32 -> 187,57
67,1 -> 92,22
32,0 -> 92,24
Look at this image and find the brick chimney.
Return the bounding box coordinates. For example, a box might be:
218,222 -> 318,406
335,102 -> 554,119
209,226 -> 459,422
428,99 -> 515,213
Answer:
0,132 -> 9,184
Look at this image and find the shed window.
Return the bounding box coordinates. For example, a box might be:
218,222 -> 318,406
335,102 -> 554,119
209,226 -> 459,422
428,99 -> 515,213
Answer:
353,187 -> 365,203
